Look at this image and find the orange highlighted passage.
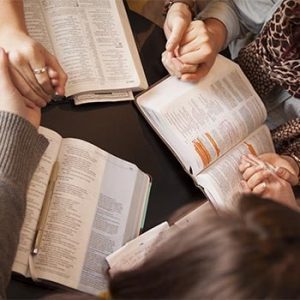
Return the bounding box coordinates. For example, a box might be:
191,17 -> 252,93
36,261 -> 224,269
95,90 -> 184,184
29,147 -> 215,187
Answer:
193,139 -> 211,167
244,142 -> 257,155
205,132 -> 220,157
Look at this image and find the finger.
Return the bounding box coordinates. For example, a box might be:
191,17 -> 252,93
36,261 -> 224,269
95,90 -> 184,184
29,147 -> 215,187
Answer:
8,51 -> 50,102
242,163 -> 265,181
246,153 -> 265,166
27,50 -> 55,96
240,180 -> 251,193
252,181 -> 267,195
247,170 -> 270,190
239,156 -> 252,173
275,167 -> 299,186
171,59 -> 198,73
10,67 -> 47,107
166,20 -> 189,52
162,51 -> 175,76
46,54 -> 67,95
180,63 -> 211,81
33,66 -> 54,96
179,45 -> 214,65
162,51 -> 182,77
179,34 -> 210,57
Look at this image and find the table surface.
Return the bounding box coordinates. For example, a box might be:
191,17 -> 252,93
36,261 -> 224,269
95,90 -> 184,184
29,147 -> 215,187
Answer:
7,8 -> 204,299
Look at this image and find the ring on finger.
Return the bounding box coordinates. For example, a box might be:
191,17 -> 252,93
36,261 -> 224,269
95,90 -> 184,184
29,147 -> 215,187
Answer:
33,66 -> 48,74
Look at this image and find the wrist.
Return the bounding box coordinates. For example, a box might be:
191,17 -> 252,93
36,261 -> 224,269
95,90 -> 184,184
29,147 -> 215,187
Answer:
163,0 -> 195,17
204,18 -> 227,53
282,154 -> 300,178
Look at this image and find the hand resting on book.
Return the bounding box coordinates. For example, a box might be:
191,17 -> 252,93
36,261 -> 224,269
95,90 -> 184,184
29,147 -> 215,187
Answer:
239,153 -> 299,210
0,0 -> 67,107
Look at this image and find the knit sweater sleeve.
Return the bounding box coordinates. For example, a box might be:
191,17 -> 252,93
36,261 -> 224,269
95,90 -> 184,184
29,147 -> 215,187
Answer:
0,111 -> 48,299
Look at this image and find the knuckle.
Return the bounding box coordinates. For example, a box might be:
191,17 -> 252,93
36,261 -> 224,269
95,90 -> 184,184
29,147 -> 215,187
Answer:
9,51 -> 25,65
39,77 -> 50,87
22,41 -> 41,57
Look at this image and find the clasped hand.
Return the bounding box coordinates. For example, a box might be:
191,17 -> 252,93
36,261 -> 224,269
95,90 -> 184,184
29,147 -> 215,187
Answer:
0,28 -> 67,107
239,153 -> 299,210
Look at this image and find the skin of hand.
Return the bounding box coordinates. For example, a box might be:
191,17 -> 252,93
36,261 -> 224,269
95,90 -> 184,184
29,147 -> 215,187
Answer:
163,17 -> 227,81
162,3 -> 192,77
258,153 -> 299,185
164,3 -> 192,52
0,29 -> 67,108
0,47 -> 41,128
239,154 -> 298,210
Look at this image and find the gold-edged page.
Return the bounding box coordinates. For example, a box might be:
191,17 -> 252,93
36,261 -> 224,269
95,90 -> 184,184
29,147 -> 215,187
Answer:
26,0 -> 144,98
137,55 -> 267,177
12,127 -> 62,276
195,125 -> 275,210
31,138 -> 149,295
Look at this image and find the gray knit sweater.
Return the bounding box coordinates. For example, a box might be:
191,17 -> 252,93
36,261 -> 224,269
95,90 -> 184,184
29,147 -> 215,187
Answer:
0,111 -> 48,299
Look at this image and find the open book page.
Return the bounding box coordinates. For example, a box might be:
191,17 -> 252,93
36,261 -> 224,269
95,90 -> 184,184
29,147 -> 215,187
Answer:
137,55 -> 266,176
24,0 -> 147,98
30,138 -> 150,295
12,128 -> 62,276
23,1 -> 55,54
106,222 -> 170,276
174,201 -> 214,228
196,125 -> 275,210
106,201 -> 213,276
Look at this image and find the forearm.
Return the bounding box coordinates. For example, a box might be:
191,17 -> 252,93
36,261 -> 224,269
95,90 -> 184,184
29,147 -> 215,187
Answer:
0,111 -> 48,298
0,0 -> 27,34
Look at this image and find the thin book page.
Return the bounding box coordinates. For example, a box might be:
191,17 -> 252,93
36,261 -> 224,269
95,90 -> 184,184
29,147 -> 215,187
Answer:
24,0 -> 146,97
196,125 -> 275,210
12,127 -> 62,276
106,202 -> 213,276
30,138 -> 150,295
106,222 -> 170,276
137,55 -> 267,176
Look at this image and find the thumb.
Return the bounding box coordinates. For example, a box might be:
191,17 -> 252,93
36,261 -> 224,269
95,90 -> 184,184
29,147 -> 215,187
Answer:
166,21 -> 188,52
275,167 -> 299,186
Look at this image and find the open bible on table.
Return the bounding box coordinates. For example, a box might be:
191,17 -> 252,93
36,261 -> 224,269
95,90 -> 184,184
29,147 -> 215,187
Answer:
24,0 -> 148,105
12,127 -> 151,296
136,55 -> 275,210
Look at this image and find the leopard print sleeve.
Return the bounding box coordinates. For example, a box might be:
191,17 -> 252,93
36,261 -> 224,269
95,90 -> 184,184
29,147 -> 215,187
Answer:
271,118 -> 300,173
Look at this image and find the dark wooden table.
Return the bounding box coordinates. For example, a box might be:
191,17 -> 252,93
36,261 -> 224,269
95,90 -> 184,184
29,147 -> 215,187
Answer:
7,7 -> 204,299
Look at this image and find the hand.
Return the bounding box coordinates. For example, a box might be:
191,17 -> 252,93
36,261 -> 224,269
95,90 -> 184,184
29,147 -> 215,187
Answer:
239,154 -> 298,210
258,153 -> 299,185
164,3 -> 192,52
162,18 -> 227,81
0,47 -> 41,128
0,29 -> 67,107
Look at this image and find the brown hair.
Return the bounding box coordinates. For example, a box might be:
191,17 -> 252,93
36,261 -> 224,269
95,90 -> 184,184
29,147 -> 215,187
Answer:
110,195 -> 300,299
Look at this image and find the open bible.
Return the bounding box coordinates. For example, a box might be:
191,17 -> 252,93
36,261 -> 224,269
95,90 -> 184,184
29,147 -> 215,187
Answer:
24,0 -> 148,104
136,55 -> 275,209
12,127 -> 151,295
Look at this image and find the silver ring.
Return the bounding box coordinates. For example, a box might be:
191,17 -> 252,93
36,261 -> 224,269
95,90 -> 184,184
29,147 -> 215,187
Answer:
33,66 -> 48,74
